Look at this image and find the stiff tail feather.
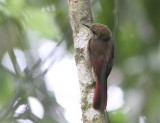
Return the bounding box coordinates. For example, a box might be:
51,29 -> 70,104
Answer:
92,79 -> 107,111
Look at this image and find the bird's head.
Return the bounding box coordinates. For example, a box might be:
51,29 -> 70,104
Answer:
83,23 -> 112,41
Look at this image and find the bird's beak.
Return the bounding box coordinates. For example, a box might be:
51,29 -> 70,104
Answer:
83,23 -> 91,29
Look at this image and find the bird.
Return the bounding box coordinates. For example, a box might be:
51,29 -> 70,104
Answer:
83,23 -> 114,111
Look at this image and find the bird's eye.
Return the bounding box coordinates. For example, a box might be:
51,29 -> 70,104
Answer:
92,30 -> 96,35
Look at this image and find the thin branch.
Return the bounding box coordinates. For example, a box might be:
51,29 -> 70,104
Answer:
30,41 -> 63,76
104,111 -> 110,123
113,0 -> 119,41
0,89 -> 24,120
8,48 -> 23,78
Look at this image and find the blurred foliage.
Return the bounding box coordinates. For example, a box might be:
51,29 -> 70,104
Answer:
0,0 -> 69,122
92,0 -> 160,123
0,0 -> 160,123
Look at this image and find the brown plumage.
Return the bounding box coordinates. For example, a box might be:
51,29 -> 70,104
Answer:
83,23 -> 114,111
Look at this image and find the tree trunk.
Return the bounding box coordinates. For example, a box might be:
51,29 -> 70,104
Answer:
68,0 -> 106,122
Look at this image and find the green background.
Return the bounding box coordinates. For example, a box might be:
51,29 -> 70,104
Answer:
0,0 -> 160,122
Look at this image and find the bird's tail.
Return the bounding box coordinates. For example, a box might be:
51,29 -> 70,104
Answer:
92,78 -> 107,111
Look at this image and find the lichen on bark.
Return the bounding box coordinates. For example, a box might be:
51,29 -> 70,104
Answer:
68,0 -> 106,122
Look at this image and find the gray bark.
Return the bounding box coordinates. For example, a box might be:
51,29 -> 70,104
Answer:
68,0 -> 106,122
